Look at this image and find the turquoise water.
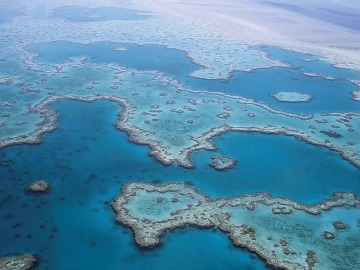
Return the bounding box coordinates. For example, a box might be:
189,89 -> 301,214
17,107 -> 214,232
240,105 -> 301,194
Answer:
52,6 -> 151,22
26,41 -> 360,113
1,100 -> 359,269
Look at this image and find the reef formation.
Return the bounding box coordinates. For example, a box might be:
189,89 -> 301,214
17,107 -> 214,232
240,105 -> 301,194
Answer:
209,155 -> 237,171
113,182 -> 360,270
272,91 -> 313,103
0,254 -> 37,270
1,88 -> 359,170
27,180 -> 50,193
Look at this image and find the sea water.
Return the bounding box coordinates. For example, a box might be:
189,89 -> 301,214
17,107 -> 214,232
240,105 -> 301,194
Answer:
2,40 -> 360,269
0,101 -> 269,270
0,100 -> 359,269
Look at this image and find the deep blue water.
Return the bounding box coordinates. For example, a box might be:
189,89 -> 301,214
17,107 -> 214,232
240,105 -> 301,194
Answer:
192,132 -> 360,203
26,41 -> 360,114
52,6 -> 151,22
0,100 -> 359,269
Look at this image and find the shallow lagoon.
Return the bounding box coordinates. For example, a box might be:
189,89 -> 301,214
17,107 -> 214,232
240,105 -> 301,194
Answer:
1,100 -> 359,269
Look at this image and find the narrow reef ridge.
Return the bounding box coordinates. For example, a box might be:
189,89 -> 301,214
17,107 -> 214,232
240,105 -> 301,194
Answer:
0,254 -> 37,270
113,182 -> 360,270
272,91 -> 313,103
209,155 -> 237,171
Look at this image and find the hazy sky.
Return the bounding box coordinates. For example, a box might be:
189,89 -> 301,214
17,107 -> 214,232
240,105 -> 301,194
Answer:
258,0 -> 360,31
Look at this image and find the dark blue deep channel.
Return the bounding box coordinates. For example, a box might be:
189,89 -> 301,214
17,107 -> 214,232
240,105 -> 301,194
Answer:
0,100 -> 359,269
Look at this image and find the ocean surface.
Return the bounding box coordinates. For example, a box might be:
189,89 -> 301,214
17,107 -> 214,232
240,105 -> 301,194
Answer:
1,37 -> 360,269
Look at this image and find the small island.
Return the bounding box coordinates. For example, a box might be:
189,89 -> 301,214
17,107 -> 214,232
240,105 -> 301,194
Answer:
209,155 -> 237,171
27,180 -> 50,193
272,91 -> 313,103
113,182 -> 360,270
0,254 -> 37,270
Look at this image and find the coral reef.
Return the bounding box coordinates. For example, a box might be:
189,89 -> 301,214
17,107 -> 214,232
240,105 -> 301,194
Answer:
209,155 -> 237,171
272,91 -> 313,103
27,180 -> 50,193
113,182 -> 360,270
0,254 -> 37,270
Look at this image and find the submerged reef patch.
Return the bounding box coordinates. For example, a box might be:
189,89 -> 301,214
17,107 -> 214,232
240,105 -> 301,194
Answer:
0,254 -> 37,270
27,180 -> 50,193
272,91 -> 313,103
209,155 -> 237,171
113,182 -> 360,270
